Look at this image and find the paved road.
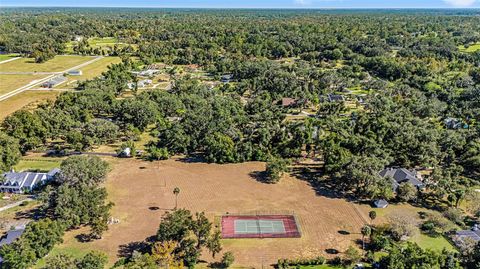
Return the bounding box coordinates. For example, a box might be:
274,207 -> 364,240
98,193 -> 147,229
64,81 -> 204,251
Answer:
0,197 -> 34,212
0,57 -> 21,65
0,56 -> 103,102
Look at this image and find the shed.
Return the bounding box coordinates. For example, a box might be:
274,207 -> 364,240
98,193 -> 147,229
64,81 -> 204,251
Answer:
373,199 -> 389,208
67,70 -> 82,76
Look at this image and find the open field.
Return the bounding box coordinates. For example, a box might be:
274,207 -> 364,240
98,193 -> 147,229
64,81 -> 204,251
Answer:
0,55 -> 95,73
0,54 -> 19,62
0,90 -> 60,119
62,56 -> 121,88
14,153 -> 64,172
42,157 -> 369,267
459,43 -> 480,53
0,74 -> 49,95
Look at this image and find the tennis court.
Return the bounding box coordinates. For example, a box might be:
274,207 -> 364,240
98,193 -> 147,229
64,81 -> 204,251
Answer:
222,215 -> 301,239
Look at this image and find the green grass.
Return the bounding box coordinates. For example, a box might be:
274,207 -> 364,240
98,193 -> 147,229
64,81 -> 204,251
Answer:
33,245 -> 92,268
14,157 -> 63,172
0,54 -> 19,62
411,233 -> 456,252
0,74 -> 49,95
458,43 -> 480,53
0,55 -> 95,73
63,56 -> 121,88
299,265 -> 347,269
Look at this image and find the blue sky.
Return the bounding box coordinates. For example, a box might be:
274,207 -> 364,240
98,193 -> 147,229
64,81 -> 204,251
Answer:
1,0 -> 480,8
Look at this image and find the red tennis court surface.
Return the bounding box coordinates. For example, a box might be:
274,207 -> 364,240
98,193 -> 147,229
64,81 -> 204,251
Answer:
221,215 -> 301,239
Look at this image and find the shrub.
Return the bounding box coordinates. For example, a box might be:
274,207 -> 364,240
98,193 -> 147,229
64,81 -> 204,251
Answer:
276,256 -> 326,268
221,251 -> 235,268
148,146 -> 169,160
443,208 -> 464,226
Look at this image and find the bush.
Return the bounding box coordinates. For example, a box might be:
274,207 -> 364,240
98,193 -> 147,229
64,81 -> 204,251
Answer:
443,208 -> 464,226
148,146 -> 169,160
277,256 -> 326,268
221,251 -> 235,268
265,156 -> 289,183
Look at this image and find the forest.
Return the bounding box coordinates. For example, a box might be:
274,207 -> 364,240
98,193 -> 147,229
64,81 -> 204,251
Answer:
0,7 -> 479,269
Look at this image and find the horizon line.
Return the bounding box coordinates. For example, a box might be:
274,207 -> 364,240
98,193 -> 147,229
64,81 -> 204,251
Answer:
1,5 -> 480,9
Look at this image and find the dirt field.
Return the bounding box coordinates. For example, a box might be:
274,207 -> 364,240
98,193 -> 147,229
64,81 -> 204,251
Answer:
50,157 -> 369,267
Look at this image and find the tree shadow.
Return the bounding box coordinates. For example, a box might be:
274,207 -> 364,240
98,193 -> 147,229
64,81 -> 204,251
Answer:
118,241 -> 150,259
176,154 -> 207,163
338,230 -> 351,235
325,248 -> 339,254
14,207 -> 43,220
248,171 -> 271,184
290,166 -> 347,200
75,233 -> 94,243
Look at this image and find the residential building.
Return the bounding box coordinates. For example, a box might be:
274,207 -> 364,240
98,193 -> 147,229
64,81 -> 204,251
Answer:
0,168 -> 59,193
379,167 -> 424,191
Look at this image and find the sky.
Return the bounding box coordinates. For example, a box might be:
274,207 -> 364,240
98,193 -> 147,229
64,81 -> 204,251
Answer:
1,0 -> 480,8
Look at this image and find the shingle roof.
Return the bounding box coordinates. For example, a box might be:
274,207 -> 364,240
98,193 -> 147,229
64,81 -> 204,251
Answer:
0,229 -> 24,247
455,229 -> 480,242
379,168 -> 423,189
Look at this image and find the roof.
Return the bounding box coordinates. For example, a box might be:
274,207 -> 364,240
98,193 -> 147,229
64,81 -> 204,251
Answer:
281,98 -> 297,107
43,75 -> 67,86
455,227 -> 480,243
373,199 -> 389,208
327,94 -> 345,102
379,168 -> 423,189
1,168 -> 59,190
0,229 -> 24,247
67,70 -> 82,75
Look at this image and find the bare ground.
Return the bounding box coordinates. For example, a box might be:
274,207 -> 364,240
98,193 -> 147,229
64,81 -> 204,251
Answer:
59,157 -> 370,267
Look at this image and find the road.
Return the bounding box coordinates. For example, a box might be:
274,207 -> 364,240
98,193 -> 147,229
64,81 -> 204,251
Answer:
0,197 -> 34,212
0,56 -> 103,102
0,57 -> 21,65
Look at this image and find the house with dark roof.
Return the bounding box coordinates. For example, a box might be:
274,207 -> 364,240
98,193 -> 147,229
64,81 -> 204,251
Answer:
220,74 -> 233,83
327,94 -> 345,102
0,229 -> 24,247
379,168 -> 424,191
0,168 -> 59,194
0,228 -> 25,265
452,225 -> 480,247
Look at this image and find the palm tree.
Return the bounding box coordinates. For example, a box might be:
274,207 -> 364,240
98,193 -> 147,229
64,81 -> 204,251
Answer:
361,225 -> 372,253
173,187 -> 180,210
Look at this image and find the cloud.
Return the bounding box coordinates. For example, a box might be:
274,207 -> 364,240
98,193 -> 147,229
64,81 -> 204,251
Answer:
443,0 -> 477,6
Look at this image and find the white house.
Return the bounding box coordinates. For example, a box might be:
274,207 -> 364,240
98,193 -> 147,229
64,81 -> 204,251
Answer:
0,168 -> 59,194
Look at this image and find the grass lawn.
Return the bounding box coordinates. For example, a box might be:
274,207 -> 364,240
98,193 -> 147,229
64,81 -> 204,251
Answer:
14,156 -> 64,172
411,233 -> 456,252
458,43 -> 480,53
0,55 -> 95,73
0,90 -> 60,120
62,56 -> 121,88
33,228 -> 95,268
0,74 -> 49,95
299,266 -> 346,269
0,54 -> 19,62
